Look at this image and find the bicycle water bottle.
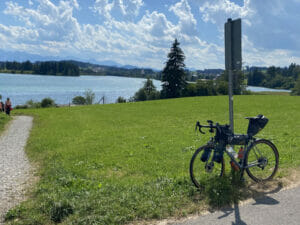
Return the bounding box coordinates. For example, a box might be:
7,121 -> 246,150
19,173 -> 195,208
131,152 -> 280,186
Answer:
226,145 -> 237,158
238,147 -> 244,159
230,160 -> 239,171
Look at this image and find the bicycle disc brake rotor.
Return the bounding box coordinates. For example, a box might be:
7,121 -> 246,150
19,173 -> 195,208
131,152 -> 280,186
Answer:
258,157 -> 268,169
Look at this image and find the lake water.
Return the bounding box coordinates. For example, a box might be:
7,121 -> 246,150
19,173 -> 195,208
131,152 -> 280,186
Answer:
0,73 -> 162,106
0,73 -> 291,107
246,86 -> 291,93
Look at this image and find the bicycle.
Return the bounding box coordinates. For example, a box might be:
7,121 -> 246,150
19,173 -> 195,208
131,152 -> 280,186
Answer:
190,114 -> 279,189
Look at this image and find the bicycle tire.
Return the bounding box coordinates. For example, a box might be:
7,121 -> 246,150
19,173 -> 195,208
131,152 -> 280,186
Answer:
245,139 -> 279,182
190,145 -> 225,189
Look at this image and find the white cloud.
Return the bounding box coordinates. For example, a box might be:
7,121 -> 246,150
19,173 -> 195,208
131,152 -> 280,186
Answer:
4,0 -> 81,42
2,0 -> 299,69
242,35 -> 300,67
197,0 -> 300,67
93,0 -> 143,21
0,0 -> 225,69
169,0 -> 198,36
199,0 -> 254,26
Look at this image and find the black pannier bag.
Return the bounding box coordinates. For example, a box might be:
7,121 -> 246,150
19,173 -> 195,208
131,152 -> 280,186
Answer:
247,115 -> 268,136
212,140 -> 225,163
200,147 -> 212,162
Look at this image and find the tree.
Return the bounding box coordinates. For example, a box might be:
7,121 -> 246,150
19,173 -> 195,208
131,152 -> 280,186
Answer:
133,78 -> 160,101
248,69 -> 265,86
41,98 -> 55,108
84,89 -> 95,105
221,70 -> 245,94
116,96 -> 126,103
161,39 -> 187,98
291,76 -> 300,95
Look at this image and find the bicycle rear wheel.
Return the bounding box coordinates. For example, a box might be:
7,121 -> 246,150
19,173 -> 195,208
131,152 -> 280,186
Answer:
246,139 -> 279,182
190,145 -> 225,189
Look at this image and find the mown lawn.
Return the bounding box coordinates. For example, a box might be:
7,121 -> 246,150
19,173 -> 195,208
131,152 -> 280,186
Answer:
0,112 -> 11,134
6,95 -> 300,224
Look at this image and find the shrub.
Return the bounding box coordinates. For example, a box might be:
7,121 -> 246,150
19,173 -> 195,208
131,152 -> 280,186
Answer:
116,96 -> 126,103
14,105 -> 28,109
134,88 -> 147,101
41,98 -> 55,108
26,99 -> 41,108
72,96 -> 86,105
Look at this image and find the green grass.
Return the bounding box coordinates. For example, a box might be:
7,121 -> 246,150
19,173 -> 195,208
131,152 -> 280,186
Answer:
253,91 -> 290,96
0,112 -> 11,134
6,95 -> 300,224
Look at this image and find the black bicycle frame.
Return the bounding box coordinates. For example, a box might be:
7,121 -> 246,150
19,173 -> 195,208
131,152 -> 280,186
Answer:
224,138 -> 257,179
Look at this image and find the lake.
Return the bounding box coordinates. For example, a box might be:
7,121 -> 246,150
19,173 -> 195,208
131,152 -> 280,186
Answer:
246,86 -> 291,93
0,73 -> 162,106
0,73 -> 291,107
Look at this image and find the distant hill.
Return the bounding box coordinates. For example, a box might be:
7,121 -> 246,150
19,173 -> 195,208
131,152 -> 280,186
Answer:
65,60 -> 160,79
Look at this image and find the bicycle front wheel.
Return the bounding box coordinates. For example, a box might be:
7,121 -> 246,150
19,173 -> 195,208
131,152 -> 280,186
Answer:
190,145 -> 225,189
246,139 -> 279,182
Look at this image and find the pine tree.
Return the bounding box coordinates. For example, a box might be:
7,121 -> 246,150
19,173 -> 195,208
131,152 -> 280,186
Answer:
161,39 -> 186,98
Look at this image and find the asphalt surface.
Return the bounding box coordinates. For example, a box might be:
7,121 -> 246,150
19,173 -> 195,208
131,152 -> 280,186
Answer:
171,185 -> 300,225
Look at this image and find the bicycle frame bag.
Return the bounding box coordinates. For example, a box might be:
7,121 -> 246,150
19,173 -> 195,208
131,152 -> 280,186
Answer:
228,134 -> 248,145
247,115 -> 268,136
212,141 -> 225,163
200,147 -> 212,162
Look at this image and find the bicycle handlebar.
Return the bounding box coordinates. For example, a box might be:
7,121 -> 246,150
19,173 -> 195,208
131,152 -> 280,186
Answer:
195,120 -> 228,134
195,121 -> 205,134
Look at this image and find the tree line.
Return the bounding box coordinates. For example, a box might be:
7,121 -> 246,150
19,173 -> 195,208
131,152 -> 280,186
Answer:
0,60 -> 80,76
247,64 -> 299,90
130,39 -> 246,102
130,39 -> 300,102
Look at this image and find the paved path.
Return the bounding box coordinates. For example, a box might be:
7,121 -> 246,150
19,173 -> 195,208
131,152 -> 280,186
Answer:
171,185 -> 300,225
0,116 -> 33,223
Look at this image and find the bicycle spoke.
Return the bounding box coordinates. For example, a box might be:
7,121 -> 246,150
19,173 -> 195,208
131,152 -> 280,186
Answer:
246,139 -> 279,182
190,146 -> 224,188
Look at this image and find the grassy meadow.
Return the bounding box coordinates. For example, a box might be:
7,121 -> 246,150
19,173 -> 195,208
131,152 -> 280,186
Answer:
0,112 -> 11,134
5,95 -> 300,224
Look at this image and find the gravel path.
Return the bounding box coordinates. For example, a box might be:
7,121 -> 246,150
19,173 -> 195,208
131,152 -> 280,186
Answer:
0,116 -> 33,223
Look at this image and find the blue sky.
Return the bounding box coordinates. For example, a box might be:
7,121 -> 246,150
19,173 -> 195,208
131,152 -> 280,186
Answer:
0,0 -> 300,70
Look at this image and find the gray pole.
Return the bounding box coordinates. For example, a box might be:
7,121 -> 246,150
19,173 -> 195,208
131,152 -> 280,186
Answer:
225,18 -> 241,133
225,18 -> 234,133
228,69 -> 234,133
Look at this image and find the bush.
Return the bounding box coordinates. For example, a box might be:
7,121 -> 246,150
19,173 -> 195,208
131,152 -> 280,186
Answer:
134,89 -> 147,101
133,78 -> 160,101
14,105 -> 28,109
41,98 -> 55,108
116,96 -> 126,103
26,99 -> 41,108
72,96 -> 86,105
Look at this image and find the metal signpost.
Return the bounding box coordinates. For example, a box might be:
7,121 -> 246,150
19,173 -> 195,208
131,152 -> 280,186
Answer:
225,18 -> 242,133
